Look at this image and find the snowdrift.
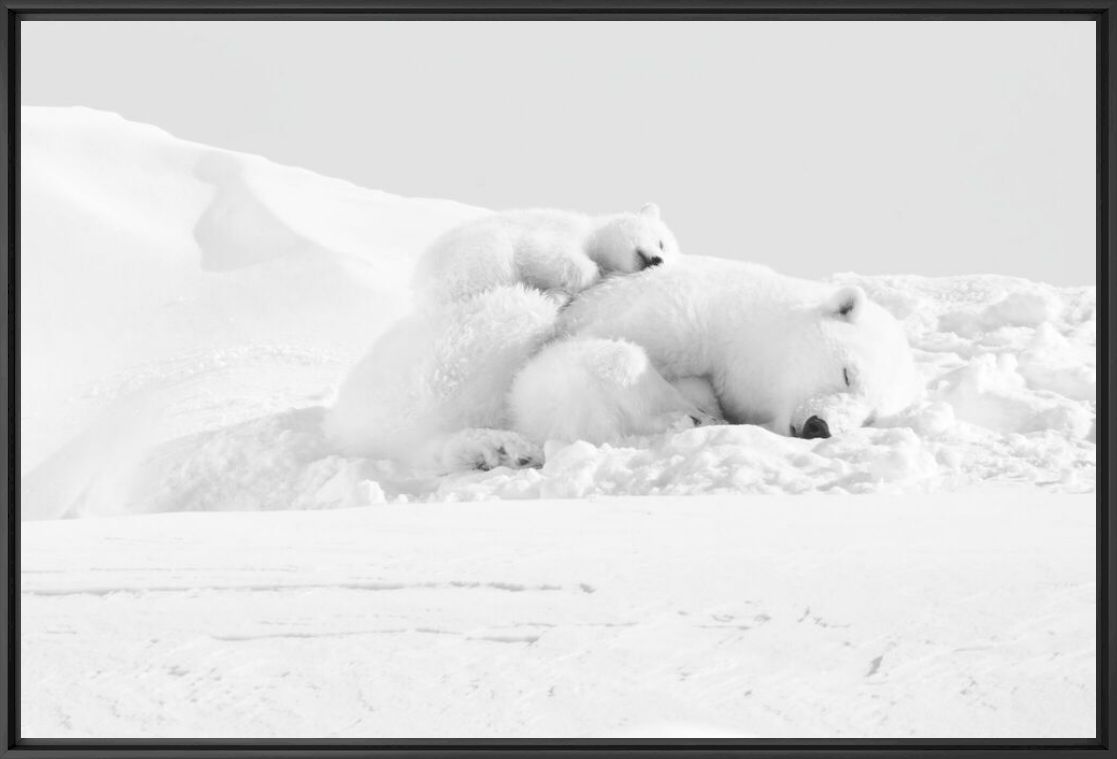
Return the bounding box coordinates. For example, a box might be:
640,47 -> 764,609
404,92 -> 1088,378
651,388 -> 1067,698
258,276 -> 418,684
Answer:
20,107 -> 1096,519
20,107 -> 484,518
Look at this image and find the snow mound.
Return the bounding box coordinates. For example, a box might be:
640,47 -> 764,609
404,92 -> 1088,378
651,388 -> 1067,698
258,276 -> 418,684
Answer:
20,108 -> 1096,519
20,106 -> 483,514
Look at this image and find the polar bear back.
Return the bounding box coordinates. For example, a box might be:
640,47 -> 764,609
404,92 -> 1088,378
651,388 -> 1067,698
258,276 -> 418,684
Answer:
413,209 -> 600,306
558,257 -> 785,377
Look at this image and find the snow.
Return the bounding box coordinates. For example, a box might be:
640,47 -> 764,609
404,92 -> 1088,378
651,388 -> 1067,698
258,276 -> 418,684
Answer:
19,107 -> 1096,737
20,106 -> 484,486
22,494 -> 1094,738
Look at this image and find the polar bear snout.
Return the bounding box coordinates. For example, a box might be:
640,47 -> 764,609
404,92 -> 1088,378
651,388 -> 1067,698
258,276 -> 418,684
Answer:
794,415 -> 831,439
636,250 -> 664,269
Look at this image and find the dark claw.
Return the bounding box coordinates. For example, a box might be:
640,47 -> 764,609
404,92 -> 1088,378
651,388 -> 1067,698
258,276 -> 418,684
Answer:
516,456 -> 533,466
496,445 -> 506,456
689,415 -> 701,426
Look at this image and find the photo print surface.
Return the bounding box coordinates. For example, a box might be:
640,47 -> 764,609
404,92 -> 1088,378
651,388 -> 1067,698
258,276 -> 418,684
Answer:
19,19 -> 1096,739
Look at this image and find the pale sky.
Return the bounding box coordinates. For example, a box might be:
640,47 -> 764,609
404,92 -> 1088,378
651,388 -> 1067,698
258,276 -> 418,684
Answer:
21,20 -> 1096,284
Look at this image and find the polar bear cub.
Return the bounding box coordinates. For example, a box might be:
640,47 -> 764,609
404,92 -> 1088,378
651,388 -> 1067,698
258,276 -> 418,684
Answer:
412,203 -> 680,306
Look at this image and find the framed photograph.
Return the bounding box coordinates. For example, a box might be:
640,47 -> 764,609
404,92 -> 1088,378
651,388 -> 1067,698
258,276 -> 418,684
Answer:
3,1 -> 1112,757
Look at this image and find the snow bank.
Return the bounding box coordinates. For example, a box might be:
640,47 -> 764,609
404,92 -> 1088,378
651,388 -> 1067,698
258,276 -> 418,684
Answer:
20,107 -> 485,518
20,108 -> 1096,519
21,107 -> 483,470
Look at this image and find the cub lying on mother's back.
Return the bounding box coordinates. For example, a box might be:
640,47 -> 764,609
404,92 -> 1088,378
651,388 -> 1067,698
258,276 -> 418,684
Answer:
412,203 -> 680,305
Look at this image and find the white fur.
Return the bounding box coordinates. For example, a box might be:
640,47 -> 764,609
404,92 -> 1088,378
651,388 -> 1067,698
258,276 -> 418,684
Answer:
325,257 -> 921,471
554,256 -> 922,437
322,285 -> 558,468
509,338 -> 718,445
412,203 -> 680,306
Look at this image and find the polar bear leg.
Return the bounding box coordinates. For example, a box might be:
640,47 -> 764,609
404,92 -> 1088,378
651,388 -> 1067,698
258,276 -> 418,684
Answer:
518,243 -> 601,298
432,428 -> 543,472
510,337 -> 715,445
670,376 -> 723,424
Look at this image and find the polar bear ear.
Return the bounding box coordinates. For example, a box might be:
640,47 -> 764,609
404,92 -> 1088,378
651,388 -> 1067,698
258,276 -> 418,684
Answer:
639,202 -> 661,220
825,285 -> 866,322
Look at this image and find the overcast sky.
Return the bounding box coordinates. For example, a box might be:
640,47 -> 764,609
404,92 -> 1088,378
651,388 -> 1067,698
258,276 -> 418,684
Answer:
21,20 -> 1096,284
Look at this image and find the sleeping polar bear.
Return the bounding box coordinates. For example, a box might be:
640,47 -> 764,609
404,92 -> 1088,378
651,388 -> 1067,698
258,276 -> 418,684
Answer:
520,257 -> 922,442
324,256 -> 921,470
412,203 -> 681,306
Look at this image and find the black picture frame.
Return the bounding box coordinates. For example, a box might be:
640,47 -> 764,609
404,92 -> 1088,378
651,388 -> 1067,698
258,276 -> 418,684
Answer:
2,1 -> 1112,757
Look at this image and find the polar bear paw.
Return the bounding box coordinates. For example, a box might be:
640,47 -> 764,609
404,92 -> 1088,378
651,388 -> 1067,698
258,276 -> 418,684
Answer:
439,428 -> 543,472
663,410 -> 722,434
686,410 -> 724,428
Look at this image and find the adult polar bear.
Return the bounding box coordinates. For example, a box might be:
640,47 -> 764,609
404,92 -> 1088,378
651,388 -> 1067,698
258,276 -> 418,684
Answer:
514,257 -> 921,445
324,256 -> 921,470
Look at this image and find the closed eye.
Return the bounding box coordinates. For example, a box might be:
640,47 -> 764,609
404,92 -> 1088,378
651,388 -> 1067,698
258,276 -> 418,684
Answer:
843,367 -> 851,387
658,240 -> 665,251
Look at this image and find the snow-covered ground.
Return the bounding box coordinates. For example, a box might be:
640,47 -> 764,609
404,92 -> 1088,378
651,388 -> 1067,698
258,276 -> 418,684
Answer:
19,107 -> 1096,737
22,493 -> 1095,738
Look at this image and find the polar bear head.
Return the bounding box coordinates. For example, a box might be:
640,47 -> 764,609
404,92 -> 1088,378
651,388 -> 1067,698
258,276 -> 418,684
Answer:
719,284 -> 921,439
588,203 -> 681,275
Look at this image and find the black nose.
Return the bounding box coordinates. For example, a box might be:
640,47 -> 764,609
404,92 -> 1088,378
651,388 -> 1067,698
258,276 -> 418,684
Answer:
638,251 -> 664,269
800,415 -> 831,439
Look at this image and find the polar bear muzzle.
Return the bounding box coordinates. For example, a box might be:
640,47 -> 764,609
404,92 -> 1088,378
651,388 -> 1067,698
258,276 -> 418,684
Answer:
636,249 -> 664,269
792,415 -> 831,439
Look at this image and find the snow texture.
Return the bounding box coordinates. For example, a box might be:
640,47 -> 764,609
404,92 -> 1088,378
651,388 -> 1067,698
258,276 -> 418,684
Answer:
22,494 -> 1094,738
19,108 -> 1095,738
